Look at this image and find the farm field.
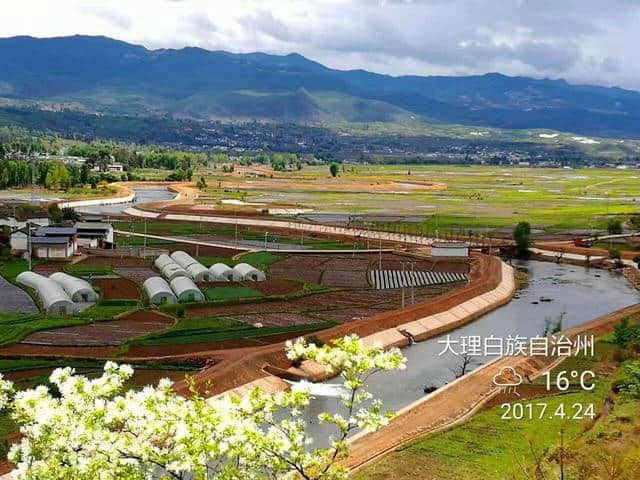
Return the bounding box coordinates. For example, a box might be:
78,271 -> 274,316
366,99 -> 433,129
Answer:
20,310 -> 174,347
190,165 -> 640,234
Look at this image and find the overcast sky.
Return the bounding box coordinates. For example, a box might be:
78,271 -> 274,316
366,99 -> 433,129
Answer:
2,0 -> 639,90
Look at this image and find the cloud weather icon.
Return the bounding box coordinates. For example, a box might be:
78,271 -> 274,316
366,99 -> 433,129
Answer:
493,367 -> 524,387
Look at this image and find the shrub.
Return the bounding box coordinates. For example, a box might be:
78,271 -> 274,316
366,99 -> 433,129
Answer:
513,221 -> 532,254
607,218 -> 623,235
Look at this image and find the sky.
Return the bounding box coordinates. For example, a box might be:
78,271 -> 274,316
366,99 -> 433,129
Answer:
1,0 -> 639,90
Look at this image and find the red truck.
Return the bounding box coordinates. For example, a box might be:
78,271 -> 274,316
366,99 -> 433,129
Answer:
574,237 -> 592,248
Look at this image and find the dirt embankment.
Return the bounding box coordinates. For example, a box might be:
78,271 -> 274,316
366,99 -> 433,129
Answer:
536,240 -> 639,260
172,253 -> 502,396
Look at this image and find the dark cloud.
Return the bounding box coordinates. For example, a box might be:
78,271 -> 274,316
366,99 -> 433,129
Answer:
5,0 -> 640,89
235,0 -> 640,89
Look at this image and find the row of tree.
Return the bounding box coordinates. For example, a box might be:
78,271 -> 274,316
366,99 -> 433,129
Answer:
0,159 -> 124,190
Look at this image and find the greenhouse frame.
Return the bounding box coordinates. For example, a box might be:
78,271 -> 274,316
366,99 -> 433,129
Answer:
50,272 -> 99,302
16,271 -> 76,316
170,276 -> 205,302
143,277 -> 177,305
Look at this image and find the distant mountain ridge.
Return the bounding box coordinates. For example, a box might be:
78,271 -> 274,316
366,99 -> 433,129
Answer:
2,35 -> 640,137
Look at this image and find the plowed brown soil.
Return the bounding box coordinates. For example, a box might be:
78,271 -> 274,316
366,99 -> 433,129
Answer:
93,277 -> 141,299
20,310 -> 174,347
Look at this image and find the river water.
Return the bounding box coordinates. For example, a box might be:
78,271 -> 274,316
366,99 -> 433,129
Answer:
76,186 -> 175,215
300,259 -> 638,444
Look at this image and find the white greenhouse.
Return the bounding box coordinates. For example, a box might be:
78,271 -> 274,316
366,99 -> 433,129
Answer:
16,271 -> 76,316
143,277 -> 177,305
154,254 -> 176,271
232,263 -> 266,282
170,276 -> 205,302
49,272 -> 99,302
186,263 -> 211,282
170,251 -> 198,270
209,263 -> 234,282
161,263 -> 190,281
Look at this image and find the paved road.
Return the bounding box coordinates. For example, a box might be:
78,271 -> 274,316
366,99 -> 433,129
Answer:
124,207 -> 510,248
115,230 -> 395,254
0,275 -> 38,313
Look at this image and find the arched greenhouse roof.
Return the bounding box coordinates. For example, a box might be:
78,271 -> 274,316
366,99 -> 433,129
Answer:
209,263 -> 233,281
49,272 -> 99,302
169,276 -> 204,302
143,277 -> 177,305
154,254 -> 176,271
170,251 -> 198,270
16,271 -> 75,316
232,263 -> 266,282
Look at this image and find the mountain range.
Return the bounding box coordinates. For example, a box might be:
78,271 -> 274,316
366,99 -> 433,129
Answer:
2,35 -> 640,138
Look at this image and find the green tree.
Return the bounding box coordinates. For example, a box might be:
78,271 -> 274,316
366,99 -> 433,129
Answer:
44,162 -> 70,190
607,218 -> 623,235
513,221 -> 532,254
329,163 -> 339,177
196,176 -> 207,190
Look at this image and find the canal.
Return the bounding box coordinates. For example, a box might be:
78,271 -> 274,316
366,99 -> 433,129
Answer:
300,259 -> 639,443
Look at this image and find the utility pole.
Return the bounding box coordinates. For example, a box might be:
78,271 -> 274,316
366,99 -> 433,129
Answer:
264,231 -> 268,249
143,218 -> 147,258
401,262 -> 405,309
411,261 -> 415,305
379,237 -> 382,269
27,221 -> 32,271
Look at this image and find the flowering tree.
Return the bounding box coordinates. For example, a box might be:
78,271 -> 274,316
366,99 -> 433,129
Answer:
0,335 -> 405,479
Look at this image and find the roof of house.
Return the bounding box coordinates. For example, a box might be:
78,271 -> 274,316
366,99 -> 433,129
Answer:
75,222 -> 112,231
35,226 -> 77,236
30,236 -> 70,245
81,215 -> 104,222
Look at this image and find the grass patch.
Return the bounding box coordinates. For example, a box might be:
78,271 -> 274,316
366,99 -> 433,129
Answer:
75,303 -> 138,319
0,300 -> 138,346
0,312 -> 93,346
0,259 -> 43,283
238,251 -> 284,269
203,286 -> 264,301
64,263 -> 114,276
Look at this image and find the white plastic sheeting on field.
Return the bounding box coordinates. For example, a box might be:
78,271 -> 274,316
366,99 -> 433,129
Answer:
49,272 -> 99,302
232,263 -> 266,282
369,270 -> 468,290
143,277 -> 177,305
169,276 -> 204,302
209,263 -> 233,282
16,271 -> 76,316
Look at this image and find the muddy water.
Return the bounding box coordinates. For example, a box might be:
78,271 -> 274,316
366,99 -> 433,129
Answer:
76,186 -> 175,215
301,260 -> 638,444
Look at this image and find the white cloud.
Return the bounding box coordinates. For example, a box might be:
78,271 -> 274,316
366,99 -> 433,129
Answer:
1,0 -> 639,90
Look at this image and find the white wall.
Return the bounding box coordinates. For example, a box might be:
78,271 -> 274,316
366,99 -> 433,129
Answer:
432,246 -> 469,257
10,232 -> 28,251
